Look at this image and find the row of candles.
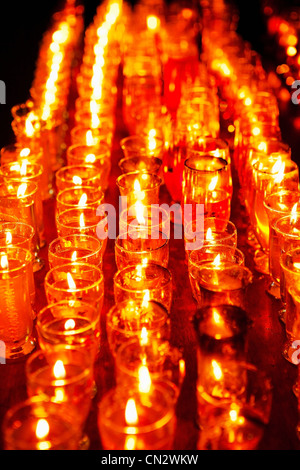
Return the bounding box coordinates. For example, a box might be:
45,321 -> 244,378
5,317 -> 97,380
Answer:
0,0 -> 299,450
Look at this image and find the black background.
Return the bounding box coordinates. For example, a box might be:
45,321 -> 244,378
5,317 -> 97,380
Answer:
0,0 -> 296,150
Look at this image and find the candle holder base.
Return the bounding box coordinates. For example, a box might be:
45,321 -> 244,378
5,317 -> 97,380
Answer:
5,336 -> 36,360
266,281 -> 281,300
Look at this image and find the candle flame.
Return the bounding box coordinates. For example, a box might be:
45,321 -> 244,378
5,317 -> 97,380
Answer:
5,232 -> 12,245
71,251 -> 77,262
124,436 -> 136,450
0,254 -> 8,269
212,253 -> 221,267
17,183 -> 27,198
20,161 -> 28,176
211,359 -> 223,381
64,318 -> 76,330
53,360 -> 66,379
86,130 -> 95,146
140,326 -> 149,346
134,179 -> 141,192
135,201 -> 146,225
79,213 -> 85,228
206,227 -> 213,241
141,289 -> 150,308
290,203 -> 298,224
147,15 -> 159,30
78,193 -> 88,207
67,272 -> 76,290
20,148 -> 30,157
35,419 -> 50,440
208,175 -> 219,192
138,365 -> 152,393
85,153 -> 96,164
125,398 -> 138,426
72,175 -> 82,186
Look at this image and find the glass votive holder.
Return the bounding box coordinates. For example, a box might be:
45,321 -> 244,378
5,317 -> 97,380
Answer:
184,217 -> 237,253
118,155 -> 162,175
70,125 -> 113,148
113,263 -> 173,313
56,185 -> 104,215
66,144 -> 111,191
56,207 -> 107,242
189,245 -> 245,271
0,181 -> 44,269
106,299 -> 170,357
188,262 -> 253,310
0,246 -> 35,359
55,165 -> 102,192
116,171 -> 162,211
0,212 -> 18,223
115,229 -> 169,270
25,347 -> 94,448
193,304 -> 250,365
48,234 -> 104,269
36,300 -> 100,360
114,338 -> 185,399
120,135 -> 164,160
44,262 -> 105,314
274,214 -> 300,316
263,189 -> 300,299
98,382 -> 176,450
119,203 -> 170,237
0,160 -> 45,200
250,158 -> 299,258
279,247 -> 300,362
182,153 -> 231,201
2,395 -> 81,450
196,361 -> 272,450
0,221 -> 36,305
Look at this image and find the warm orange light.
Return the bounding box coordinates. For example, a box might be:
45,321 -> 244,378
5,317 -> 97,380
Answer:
211,360 -> 223,381
72,175 -> 82,186
287,46 -> 297,57
36,419 -> 50,440
0,254 -> 8,269
147,15 -> 159,30
53,360 -> 66,379
78,193 -> 88,207
125,398 -> 138,426
67,272 -> 76,290
138,365 -> 152,393
17,183 -> 27,198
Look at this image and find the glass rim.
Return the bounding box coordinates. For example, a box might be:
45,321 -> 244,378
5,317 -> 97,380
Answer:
0,180 -> 38,199
56,186 -> 104,208
0,246 -> 32,273
116,171 -> 162,191
3,395 -> 80,449
48,233 -> 103,261
184,155 -> 228,172
113,263 -> 172,294
56,164 -> 100,180
188,245 -> 245,266
36,299 -> 99,331
98,383 -> 175,435
263,190 -> 300,215
115,230 -> 169,254
25,348 -> 92,387
273,214 -> 300,238
44,262 -> 104,293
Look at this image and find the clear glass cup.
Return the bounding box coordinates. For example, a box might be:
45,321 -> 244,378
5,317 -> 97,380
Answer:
115,229 -> 169,270
114,263 -> 173,312
48,234 -> 105,269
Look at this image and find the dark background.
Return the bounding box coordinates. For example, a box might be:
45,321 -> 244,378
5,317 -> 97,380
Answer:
0,0 -> 297,150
